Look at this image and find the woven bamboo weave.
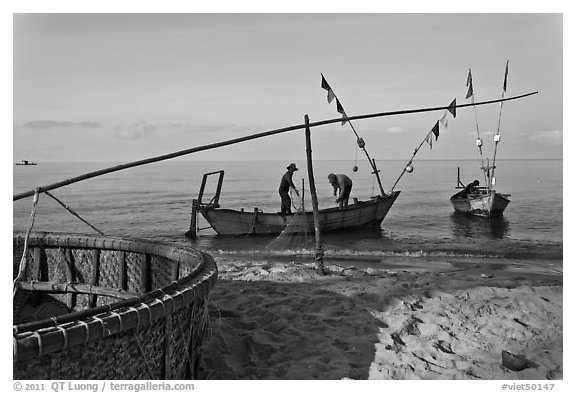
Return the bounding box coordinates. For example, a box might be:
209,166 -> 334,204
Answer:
13,232 -> 218,380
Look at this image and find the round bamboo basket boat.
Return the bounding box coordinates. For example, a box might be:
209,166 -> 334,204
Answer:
13,232 -> 218,380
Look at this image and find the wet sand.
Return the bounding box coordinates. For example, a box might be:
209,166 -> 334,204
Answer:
200,256 -> 562,380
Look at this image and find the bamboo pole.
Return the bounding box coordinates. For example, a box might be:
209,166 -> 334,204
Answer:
304,115 -> 325,275
13,91 -> 538,201
184,199 -> 198,238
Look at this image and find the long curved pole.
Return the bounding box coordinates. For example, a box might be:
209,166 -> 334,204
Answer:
13,91 -> 538,201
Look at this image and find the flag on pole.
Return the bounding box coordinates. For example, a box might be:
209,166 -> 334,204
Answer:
321,74 -> 336,103
439,111 -> 449,128
503,60 -> 509,92
336,99 -> 348,125
336,98 -> 344,114
425,132 -> 433,149
465,69 -> 474,99
328,89 -> 335,103
431,121 -> 440,141
447,98 -> 457,118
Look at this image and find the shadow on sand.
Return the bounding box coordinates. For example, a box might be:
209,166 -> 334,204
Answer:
201,279 -> 385,379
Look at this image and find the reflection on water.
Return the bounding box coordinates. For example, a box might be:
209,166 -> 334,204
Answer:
450,213 -> 510,239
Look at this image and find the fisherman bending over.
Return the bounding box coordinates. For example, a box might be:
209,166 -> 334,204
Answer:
279,163 -> 300,215
454,179 -> 480,199
328,173 -> 353,209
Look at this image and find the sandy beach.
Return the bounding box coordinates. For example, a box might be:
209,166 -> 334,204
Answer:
200,256 -> 562,380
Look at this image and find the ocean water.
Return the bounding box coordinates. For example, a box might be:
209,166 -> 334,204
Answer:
13,160 -> 562,266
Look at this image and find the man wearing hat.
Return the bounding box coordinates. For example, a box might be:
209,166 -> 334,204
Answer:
279,163 -> 300,215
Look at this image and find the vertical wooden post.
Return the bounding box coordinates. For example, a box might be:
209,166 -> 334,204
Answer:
304,114 -> 325,275
371,158 -> 386,196
301,178 -> 305,211
185,199 -> 198,238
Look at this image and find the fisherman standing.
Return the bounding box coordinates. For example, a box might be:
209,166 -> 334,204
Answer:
328,173 -> 353,208
279,163 -> 300,215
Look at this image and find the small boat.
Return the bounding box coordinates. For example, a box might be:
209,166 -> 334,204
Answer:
450,168 -> 510,216
450,187 -> 510,217
15,159 -> 37,166
450,62 -> 512,217
193,171 -> 400,236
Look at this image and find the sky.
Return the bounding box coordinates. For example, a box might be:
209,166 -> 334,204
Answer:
12,13 -> 563,164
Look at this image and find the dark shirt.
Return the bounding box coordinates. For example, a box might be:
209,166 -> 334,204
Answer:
279,171 -> 296,193
463,182 -> 478,194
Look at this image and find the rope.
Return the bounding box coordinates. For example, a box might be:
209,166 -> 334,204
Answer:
468,90 -> 489,187
13,189 -> 40,297
290,188 -> 303,211
44,191 -> 105,235
490,62 -> 509,190
351,139 -> 359,183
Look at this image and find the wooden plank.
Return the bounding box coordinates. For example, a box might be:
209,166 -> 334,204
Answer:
32,247 -> 44,281
89,249 -> 100,308
64,249 -> 76,309
142,254 -> 151,293
118,251 -> 126,290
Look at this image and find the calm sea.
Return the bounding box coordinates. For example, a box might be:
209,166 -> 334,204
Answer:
13,160 -> 563,266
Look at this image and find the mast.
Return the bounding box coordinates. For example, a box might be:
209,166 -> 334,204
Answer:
489,60 -> 509,191
321,74 -> 386,196
466,69 -> 489,188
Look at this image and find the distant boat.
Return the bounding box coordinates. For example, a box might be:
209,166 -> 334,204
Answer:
450,170 -> 510,217
450,62 -> 511,217
15,159 -> 37,166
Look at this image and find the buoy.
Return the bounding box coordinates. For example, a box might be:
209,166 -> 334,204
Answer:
352,165 -> 358,172
405,165 -> 414,173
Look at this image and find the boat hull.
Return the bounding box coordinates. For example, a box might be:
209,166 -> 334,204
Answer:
199,191 -> 400,236
450,190 -> 510,217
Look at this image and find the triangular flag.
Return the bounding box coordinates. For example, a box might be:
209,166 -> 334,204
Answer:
431,121 -> 440,141
341,111 -> 348,126
447,98 -> 457,118
503,60 -> 509,92
465,69 -> 474,99
336,98 -> 345,114
425,132 -> 433,149
327,89 -> 335,103
439,111 -> 449,128
321,74 -> 336,103
321,74 -> 331,91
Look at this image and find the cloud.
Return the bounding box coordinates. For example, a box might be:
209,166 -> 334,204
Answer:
167,123 -> 242,132
529,130 -> 563,146
386,126 -> 404,134
22,120 -> 101,129
114,120 -> 156,140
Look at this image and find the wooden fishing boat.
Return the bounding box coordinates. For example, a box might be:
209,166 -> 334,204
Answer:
201,194 -> 399,236
450,187 -> 510,217
188,170 -> 400,236
198,197 -> 400,236
450,63 -> 512,217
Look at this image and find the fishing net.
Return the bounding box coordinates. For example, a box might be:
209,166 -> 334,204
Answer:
266,188 -> 315,251
266,210 -> 315,251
